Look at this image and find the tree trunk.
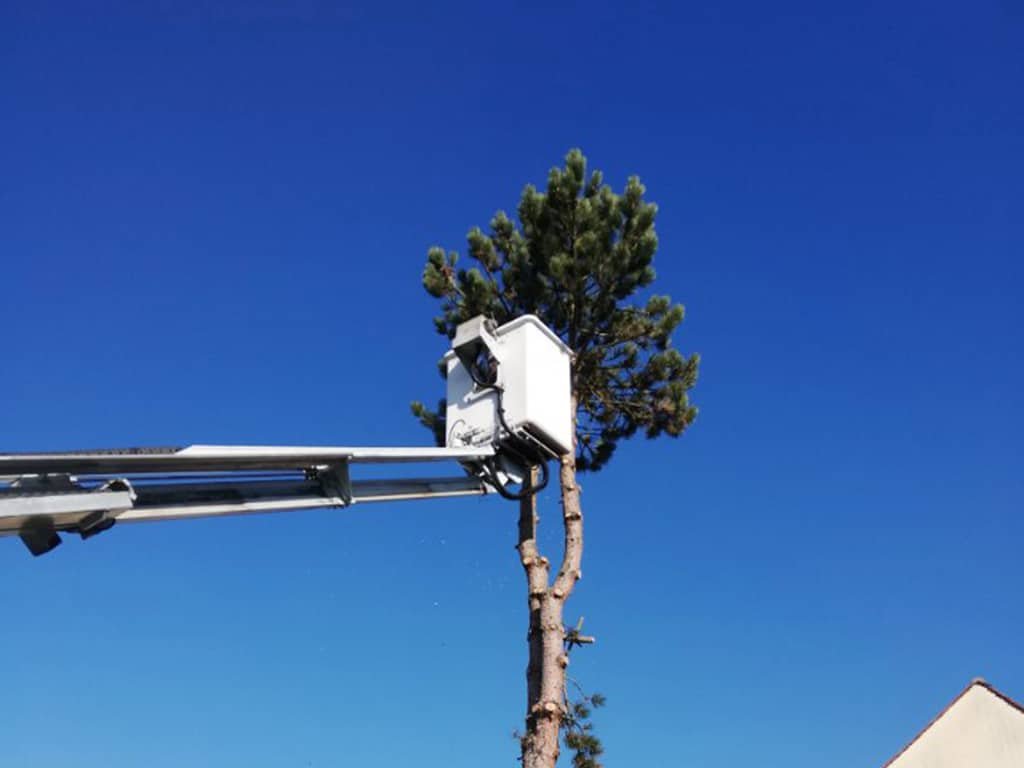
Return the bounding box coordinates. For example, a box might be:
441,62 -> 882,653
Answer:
518,446 -> 585,768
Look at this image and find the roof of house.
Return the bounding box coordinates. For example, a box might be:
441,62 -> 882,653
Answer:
883,679 -> 1024,768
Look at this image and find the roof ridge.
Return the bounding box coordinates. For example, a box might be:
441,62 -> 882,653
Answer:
971,678 -> 1024,717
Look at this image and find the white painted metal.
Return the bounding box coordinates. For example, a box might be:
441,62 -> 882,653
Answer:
0,444 -> 495,475
111,478 -> 483,525
0,489 -> 135,532
176,445 -> 496,464
0,472 -> 486,538
0,489 -> 133,517
0,444 -> 496,546
885,680 -> 1024,768
445,314 -> 572,457
347,476 -> 485,503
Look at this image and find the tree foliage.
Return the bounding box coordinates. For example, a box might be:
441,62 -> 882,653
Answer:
563,689 -> 606,768
412,148 -> 698,471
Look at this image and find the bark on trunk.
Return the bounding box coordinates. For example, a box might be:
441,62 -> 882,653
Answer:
518,444 -> 585,768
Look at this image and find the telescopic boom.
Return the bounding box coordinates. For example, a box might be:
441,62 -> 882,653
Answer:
0,315 -> 572,556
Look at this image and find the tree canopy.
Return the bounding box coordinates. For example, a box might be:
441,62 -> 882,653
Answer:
413,148 -> 699,471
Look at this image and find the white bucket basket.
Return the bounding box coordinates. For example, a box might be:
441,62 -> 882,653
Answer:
445,315 -> 573,459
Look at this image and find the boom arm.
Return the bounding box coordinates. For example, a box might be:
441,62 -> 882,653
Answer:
0,444 -> 496,555
1,314 -> 573,557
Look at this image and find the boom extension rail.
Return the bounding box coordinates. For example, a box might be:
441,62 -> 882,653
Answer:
0,444 -> 495,556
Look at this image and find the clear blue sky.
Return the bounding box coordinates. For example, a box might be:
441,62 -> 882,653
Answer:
2,2 -> 1021,766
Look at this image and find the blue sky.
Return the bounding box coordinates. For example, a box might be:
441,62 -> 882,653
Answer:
1,1 -> 1021,766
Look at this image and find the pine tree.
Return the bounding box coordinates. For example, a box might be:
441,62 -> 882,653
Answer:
412,149 -> 698,768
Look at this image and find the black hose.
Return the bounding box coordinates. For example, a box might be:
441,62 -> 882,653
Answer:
466,362 -> 549,500
482,455 -> 549,500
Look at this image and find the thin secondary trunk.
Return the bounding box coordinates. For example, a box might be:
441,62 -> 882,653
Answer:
518,444 -> 585,768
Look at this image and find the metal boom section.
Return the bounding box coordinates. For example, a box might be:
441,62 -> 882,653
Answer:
0,444 -> 495,555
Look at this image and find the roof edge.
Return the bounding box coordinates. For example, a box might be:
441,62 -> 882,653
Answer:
974,679 -> 1024,718
881,678 -> 1024,768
